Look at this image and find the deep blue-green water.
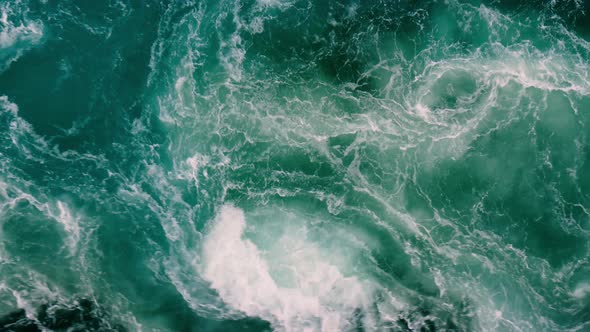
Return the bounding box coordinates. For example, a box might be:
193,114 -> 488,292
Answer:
0,0 -> 589,331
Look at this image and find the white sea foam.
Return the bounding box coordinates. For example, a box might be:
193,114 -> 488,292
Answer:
0,98 -> 82,256
1,94 -> 51,164
572,283 -> 590,299
53,201 -> 81,255
146,2 -> 590,331
201,204 -> 387,332
256,0 -> 295,11
0,14 -> 42,48
0,1 -> 44,71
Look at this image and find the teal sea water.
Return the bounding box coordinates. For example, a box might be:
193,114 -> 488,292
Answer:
0,0 -> 589,331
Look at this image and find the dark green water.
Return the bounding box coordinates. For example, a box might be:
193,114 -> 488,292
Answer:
0,0 -> 589,331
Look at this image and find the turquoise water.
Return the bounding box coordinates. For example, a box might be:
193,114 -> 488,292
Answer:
0,0 -> 589,331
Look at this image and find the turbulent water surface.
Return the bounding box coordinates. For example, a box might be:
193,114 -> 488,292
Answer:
1,0 -> 590,331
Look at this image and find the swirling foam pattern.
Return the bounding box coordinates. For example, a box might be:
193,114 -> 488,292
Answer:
0,0 -> 589,331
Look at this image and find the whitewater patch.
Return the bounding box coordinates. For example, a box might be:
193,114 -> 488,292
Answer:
0,1 -> 44,72
201,204 -> 389,332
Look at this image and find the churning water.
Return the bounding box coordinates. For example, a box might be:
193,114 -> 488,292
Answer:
0,0 -> 589,331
